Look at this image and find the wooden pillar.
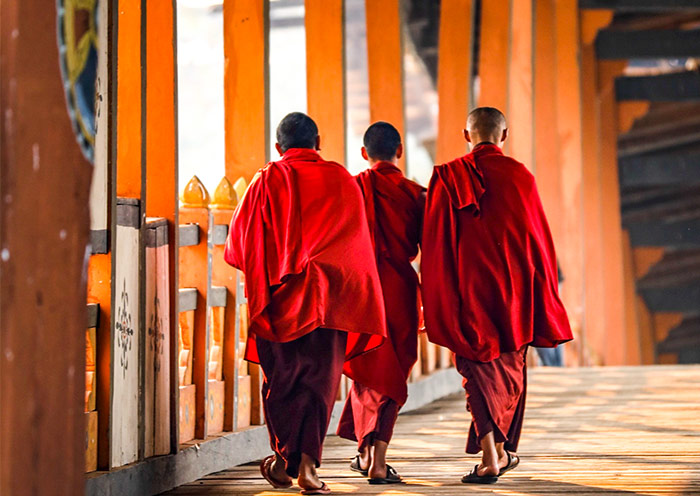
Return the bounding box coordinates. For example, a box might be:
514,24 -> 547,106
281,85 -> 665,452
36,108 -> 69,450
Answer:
305,0 -> 346,165
596,63 -> 627,365
365,0 -> 405,171
223,0 -> 269,184
0,0 -> 92,493
145,0 -> 179,454
579,10 -> 612,365
435,0 -> 473,164
478,0 -> 510,112
632,247 -> 664,364
553,0 -> 585,362
508,0 -> 534,165
534,0 -> 563,252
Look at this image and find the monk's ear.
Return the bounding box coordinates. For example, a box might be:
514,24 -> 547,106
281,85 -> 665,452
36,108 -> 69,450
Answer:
396,143 -> 403,160
463,129 -> 472,143
361,146 -> 369,161
501,128 -> 509,144
275,143 -> 284,156
315,135 -> 322,151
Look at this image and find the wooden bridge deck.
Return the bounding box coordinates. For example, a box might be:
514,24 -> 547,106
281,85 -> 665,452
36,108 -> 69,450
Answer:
164,366 -> 700,495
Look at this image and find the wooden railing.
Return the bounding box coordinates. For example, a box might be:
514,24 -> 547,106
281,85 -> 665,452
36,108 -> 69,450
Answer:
83,174 -> 452,474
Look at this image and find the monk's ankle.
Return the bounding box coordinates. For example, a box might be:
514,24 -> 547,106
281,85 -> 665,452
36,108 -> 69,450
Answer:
271,457 -> 291,483
368,462 -> 387,479
478,463 -> 499,477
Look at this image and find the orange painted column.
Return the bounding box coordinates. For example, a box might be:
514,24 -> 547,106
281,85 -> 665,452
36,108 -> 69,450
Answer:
478,0 -> 510,112
534,0 -> 562,246
633,247 -> 664,364
579,10 -> 612,365
223,0 -> 269,183
305,0 -> 346,165
145,0 -> 178,453
508,0 -> 534,165
435,0 -> 473,164
553,0 -> 585,363
596,65 -> 627,365
116,0 -> 142,200
365,0 -> 405,171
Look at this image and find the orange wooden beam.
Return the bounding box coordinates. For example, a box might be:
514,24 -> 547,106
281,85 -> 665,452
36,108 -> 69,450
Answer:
435,0 -> 473,164
365,0 -> 405,171
305,0 -> 346,165
478,0 -> 509,112
116,0 -> 142,199
554,0 -> 585,360
579,9 -> 612,366
508,0 -> 534,165
145,0 -> 178,453
223,0 -> 269,183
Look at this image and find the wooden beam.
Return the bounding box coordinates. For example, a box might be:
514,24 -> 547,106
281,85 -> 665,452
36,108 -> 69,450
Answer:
616,71 -> 700,102
597,67 -> 629,365
619,147 -> 700,187
365,0 -> 405,171
435,0 -> 473,164
641,283 -> 700,312
145,0 -> 179,455
305,0 -> 346,165
508,0 -> 534,166
223,0 -> 269,183
627,218 -> 700,247
478,0 -> 510,112
0,0 -> 92,491
554,0 -> 585,352
580,0 -> 700,11
596,28 -> 700,59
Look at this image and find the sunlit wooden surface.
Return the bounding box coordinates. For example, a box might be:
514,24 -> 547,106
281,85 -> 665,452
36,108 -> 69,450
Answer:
164,365 -> 700,495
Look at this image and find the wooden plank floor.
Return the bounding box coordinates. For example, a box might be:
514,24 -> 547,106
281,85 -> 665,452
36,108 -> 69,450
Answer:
164,365 -> 700,495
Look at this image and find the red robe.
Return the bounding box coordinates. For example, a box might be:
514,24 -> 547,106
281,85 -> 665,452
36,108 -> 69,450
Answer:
338,161 -> 425,447
224,148 -> 386,362
422,143 -> 572,362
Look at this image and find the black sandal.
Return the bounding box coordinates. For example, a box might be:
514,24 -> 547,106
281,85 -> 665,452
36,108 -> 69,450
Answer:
461,464 -> 499,484
349,455 -> 368,476
368,464 -> 402,484
499,451 -> 520,476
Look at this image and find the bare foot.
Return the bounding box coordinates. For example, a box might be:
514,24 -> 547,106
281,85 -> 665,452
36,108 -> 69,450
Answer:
270,455 -> 292,486
298,453 -> 325,491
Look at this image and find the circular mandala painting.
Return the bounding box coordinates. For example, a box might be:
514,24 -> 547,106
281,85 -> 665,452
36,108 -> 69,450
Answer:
57,0 -> 99,163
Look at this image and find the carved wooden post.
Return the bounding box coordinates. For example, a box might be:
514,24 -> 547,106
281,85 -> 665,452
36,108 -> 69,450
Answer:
179,176 -> 211,441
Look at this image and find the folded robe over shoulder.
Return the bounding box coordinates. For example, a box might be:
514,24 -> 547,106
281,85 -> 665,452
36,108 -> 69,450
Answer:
223,148 -> 386,364
422,144 -> 572,362
343,161 -> 426,405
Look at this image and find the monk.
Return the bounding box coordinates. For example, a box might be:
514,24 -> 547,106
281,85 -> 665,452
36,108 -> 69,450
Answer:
337,122 -> 425,484
224,112 -> 387,495
422,107 -> 573,484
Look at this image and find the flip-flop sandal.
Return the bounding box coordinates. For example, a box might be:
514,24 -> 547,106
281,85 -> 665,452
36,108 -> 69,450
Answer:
499,451 -> 520,476
368,464 -> 402,485
349,455 -> 368,476
300,481 -> 331,495
461,464 -> 499,484
259,455 -> 293,489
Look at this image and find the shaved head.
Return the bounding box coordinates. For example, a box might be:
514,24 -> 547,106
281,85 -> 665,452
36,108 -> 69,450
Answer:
466,107 -> 507,146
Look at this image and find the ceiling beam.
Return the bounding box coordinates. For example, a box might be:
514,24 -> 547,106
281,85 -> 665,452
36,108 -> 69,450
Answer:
580,0 -> 700,12
627,218 -> 700,247
619,149 -> 700,187
616,71 -> 700,101
596,28 -> 700,59
639,282 -> 700,312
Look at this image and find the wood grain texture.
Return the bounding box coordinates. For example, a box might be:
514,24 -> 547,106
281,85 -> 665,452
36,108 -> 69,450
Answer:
165,365 -> 700,496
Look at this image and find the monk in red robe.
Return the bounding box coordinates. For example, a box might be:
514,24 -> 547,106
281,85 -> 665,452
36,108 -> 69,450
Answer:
224,112 -> 386,495
422,107 -> 573,484
337,122 -> 425,484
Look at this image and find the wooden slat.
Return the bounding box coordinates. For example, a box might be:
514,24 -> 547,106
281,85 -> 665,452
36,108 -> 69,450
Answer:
596,28 -> 700,60
365,0 -> 406,171
435,0 -> 473,164
616,70 -> 700,101
166,365 -> 700,496
223,0 -> 269,184
507,0 -> 534,165
305,0 -> 346,165
580,0 -> 700,10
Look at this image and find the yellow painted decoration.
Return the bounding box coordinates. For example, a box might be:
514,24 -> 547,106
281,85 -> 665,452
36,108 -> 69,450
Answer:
180,175 -> 210,208
210,177 -> 236,210
233,177 -> 248,204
